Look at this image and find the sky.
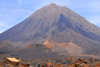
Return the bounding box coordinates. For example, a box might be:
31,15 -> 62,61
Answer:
0,0 -> 100,33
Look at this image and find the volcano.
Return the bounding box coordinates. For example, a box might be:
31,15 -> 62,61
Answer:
0,3 -> 100,57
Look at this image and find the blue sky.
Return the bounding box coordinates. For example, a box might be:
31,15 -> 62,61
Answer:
0,0 -> 100,33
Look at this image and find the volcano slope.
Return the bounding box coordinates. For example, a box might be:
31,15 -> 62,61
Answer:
0,3 -> 100,57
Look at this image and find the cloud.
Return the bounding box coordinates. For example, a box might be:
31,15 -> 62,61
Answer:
0,21 -> 10,27
87,16 -> 100,27
0,29 -> 5,33
0,21 -> 12,33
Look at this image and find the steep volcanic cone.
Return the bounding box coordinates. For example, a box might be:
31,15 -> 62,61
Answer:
0,3 -> 100,57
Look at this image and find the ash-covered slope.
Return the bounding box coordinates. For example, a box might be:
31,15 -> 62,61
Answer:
0,41 -> 14,54
14,44 -> 61,58
0,3 -> 100,56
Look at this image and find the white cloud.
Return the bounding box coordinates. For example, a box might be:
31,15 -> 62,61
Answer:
0,29 -> 5,33
0,21 -> 12,33
0,21 -> 10,27
86,16 -> 100,27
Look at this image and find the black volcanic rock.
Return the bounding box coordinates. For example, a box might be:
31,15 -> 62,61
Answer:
0,3 -> 100,57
